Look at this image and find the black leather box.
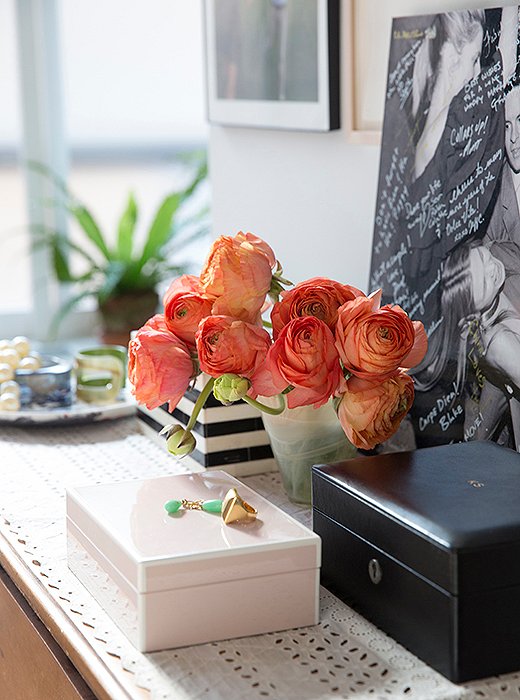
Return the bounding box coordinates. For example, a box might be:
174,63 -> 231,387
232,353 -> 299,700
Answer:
312,441 -> 520,682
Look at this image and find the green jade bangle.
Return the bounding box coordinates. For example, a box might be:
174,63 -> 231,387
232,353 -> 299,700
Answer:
164,488 -> 258,525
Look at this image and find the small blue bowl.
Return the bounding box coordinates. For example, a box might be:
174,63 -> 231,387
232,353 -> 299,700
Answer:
15,355 -> 73,408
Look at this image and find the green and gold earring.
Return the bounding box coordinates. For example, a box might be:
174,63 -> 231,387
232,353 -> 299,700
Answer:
164,488 -> 257,525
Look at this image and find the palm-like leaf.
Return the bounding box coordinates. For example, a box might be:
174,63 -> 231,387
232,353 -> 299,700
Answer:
163,219 -> 210,255
28,161 -> 111,261
137,192 -> 182,270
27,160 -> 70,197
97,261 -> 127,304
133,160 -> 208,274
179,159 -> 207,204
68,203 -> 112,261
117,193 -> 137,262
32,228 -> 100,275
51,240 -> 73,282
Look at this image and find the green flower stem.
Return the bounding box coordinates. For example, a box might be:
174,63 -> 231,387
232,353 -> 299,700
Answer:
243,393 -> 285,415
186,377 -> 215,432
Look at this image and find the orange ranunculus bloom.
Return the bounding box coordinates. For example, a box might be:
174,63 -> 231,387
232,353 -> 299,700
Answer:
200,231 -> 276,324
271,277 -> 363,339
142,313 -> 169,332
128,320 -> 196,411
256,316 -> 342,409
335,290 -> 427,380
163,275 -> 213,349
337,371 -> 414,450
195,315 -> 271,396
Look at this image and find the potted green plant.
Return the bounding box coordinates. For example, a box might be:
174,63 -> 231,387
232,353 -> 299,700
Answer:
33,155 -> 208,345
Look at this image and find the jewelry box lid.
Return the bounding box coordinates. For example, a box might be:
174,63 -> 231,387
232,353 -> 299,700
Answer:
66,471 -> 320,594
312,441 -> 520,595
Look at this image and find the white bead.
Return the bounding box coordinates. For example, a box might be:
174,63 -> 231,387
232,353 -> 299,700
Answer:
0,348 -> 21,369
19,356 -> 41,371
0,380 -> 20,396
0,364 -> 14,383
0,392 -> 20,411
0,339 -> 13,351
12,336 -> 30,358
28,352 -> 42,366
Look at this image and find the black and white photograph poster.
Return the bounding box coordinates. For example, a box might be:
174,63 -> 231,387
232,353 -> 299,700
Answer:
203,0 -> 340,130
369,6 -> 520,450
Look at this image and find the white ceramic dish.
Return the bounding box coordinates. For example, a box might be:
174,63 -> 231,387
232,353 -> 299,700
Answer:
0,392 -> 136,425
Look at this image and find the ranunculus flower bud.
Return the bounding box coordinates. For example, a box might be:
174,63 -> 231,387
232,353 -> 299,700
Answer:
128,319 -> 196,411
163,424 -> 196,457
200,231 -> 277,324
213,373 -> 251,405
335,290 -> 427,380
255,316 -> 342,409
163,275 -> 213,349
271,277 -> 363,339
336,371 -> 414,450
196,316 -> 271,397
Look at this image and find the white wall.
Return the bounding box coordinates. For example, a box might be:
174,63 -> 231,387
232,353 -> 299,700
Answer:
208,6 -> 380,292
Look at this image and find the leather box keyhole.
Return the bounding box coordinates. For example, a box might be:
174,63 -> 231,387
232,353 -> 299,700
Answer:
368,558 -> 382,584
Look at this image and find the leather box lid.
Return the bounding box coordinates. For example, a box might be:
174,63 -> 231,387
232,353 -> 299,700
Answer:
312,441 -> 520,594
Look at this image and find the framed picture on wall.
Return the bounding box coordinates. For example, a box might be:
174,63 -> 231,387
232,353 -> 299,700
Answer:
369,6 -> 520,451
203,0 -> 340,131
347,0 -> 503,144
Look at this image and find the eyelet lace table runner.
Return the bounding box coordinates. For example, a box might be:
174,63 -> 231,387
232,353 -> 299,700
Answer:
1,417 -> 520,700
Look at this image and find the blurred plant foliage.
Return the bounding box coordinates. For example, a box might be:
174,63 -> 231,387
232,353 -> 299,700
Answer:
31,152 -> 209,330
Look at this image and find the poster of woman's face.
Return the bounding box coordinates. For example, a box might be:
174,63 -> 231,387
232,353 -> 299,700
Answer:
369,6 -> 520,450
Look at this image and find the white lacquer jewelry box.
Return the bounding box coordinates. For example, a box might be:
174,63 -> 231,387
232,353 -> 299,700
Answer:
66,471 -> 320,652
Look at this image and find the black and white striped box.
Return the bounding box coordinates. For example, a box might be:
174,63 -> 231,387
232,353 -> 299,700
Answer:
137,376 -> 277,477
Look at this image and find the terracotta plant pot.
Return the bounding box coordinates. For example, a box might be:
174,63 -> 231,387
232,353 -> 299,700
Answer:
99,290 -> 159,347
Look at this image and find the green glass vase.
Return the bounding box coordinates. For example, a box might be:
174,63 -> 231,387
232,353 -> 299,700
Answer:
261,399 -> 357,506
